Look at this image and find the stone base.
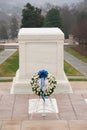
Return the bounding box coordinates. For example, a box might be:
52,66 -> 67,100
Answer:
10,70 -> 73,94
55,72 -> 73,93
29,98 -> 58,114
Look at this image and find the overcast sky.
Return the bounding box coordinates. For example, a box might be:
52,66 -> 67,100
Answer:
0,0 -> 83,7
19,0 -> 83,7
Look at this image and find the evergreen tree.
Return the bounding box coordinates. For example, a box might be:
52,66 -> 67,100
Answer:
44,8 -> 63,30
21,3 -> 44,27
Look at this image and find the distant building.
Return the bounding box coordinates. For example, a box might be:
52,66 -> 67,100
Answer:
64,34 -> 76,46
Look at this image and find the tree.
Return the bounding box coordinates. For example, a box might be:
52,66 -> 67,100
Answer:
72,11 -> 87,49
0,21 -> 8,41
44,8 -> 63,30
60,5 -> 78,39
10,16 -> 19,39
60,6 -> 72,39
21,3 -> 44,27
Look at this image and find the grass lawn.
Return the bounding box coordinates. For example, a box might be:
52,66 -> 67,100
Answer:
65,47 -> 87,63
64,61 -> 82,76
0,51 -> 19,76
0,48 -> 4,52
0,79 -> 12,82
0,51 -> 82,77
69,78 -> 87,81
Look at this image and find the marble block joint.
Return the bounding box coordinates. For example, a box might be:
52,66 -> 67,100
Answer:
11,28 -> 73,94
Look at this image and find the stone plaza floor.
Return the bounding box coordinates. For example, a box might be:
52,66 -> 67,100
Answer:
0,82 -> 87,129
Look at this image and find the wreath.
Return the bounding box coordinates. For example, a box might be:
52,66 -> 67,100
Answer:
30,70 -> 57,101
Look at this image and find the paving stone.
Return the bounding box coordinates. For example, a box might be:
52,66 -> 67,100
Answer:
69,94 -> 87,120
0,110 -> 12,120
82,94 -> 87,98
0,83 -> 11,95
12,95 -> 29,120
71,82 -> 87,94
29,113 -> 59,120
0,93 -> 86,121
69,120 -> 87,130
56,94 -> 76,120
0,96 -> 2,100
69,94 -> 83,102
0,121 -> 2,130
0,95 -> 15,109
0,95 -> 15,120
21,120 -> 69,130
29,94 -> 39,99
1,121 -> 21,130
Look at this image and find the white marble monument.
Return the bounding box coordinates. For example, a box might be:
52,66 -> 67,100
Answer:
11,28 -> 73,94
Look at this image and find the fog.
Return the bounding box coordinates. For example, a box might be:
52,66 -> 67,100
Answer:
0,0 -> 83,7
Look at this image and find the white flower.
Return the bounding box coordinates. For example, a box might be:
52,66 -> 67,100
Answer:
37,88 -> 40,92
30,72 -> 57,96
37,92 -> 39,94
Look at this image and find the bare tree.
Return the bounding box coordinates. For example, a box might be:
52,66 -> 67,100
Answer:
73,11 -> 87,49
10,16 -> 19,39
0,21 -> 8,42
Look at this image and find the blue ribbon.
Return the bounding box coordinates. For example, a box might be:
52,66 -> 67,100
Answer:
38,70 -> 48,79
38,70 -> 48,101
41,77 -> 45,90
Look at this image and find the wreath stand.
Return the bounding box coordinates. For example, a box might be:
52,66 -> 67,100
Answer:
30,96 -> 58,119
30,70 -> 58,119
